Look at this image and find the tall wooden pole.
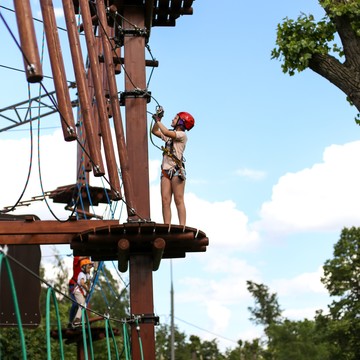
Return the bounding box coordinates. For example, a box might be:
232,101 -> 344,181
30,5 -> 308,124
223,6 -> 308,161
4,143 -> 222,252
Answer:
96,0 -> 136,217
62,0 -> 105,177
39,0 -> 77,142
13,0 -> 43,83
122,3 -> 155,359
78,0 -> 122,199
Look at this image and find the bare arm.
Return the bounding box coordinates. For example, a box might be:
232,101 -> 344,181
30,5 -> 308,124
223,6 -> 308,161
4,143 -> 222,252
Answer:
151,118 -> 176,139
80,277 -> 89,292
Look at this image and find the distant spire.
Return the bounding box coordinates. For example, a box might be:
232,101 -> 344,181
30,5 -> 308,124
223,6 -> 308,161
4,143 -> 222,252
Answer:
170,259 -> 175,360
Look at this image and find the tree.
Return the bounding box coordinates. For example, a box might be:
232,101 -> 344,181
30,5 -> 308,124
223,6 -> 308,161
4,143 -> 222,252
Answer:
246,281 -> 332,360
155,325 -> 226,360
246,281 -> 282,328
225,339 -> 265,360
271,0 -> 360,113
318,226 -> 360,359
155,323 -> 192,360
267,319 -> 330,360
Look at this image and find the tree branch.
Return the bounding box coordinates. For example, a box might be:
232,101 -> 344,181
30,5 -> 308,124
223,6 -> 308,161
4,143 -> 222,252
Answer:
309,53 -> 360,111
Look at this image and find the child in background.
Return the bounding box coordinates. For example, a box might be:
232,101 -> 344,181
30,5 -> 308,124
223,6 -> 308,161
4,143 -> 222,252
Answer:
68,256 -> 88,327
72,258 -> 94,327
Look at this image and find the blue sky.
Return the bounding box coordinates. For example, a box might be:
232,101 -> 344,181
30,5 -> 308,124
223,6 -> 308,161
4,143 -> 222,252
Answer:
1,0 -> 360,352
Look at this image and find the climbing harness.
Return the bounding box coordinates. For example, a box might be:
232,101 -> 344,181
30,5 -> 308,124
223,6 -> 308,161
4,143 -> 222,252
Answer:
161,139 -> 186,181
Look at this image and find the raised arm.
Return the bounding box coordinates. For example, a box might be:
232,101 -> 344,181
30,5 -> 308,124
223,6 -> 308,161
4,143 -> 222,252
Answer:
152,118 -> 176,139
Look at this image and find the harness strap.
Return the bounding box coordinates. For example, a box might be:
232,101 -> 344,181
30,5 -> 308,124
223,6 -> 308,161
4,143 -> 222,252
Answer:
161,145 -> 184,168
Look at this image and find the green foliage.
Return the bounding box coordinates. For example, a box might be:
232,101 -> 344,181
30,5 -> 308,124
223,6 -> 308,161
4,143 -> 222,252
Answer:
246,281 -> 282,327
155,324 -> 225,360
271,14 -> 336,75
320,0 -> 360,36
272,0 -> 360,75
272,1 -> 360,113
155,323 -> 192,359
319,227 -> 360,359
322,227 -> 360,299
225,339 -> 264,360
266,319 -> 330,360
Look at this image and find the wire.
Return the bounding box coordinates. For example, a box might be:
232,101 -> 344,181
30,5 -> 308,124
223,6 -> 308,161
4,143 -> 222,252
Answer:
0,94 -> 34,214
0,5 -> 68,32
174,316 -> 239,345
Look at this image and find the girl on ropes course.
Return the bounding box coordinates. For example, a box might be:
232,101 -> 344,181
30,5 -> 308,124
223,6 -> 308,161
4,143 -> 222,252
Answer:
71,258 -> 94,328
151,106 -> 195,226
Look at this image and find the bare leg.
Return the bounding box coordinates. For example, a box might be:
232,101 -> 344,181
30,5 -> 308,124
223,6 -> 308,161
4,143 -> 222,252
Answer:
161,176 -> 172,224
172,176 -> 186,226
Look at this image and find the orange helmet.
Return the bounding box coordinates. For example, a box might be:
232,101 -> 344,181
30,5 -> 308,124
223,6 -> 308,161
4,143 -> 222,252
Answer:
80,258 -> 93,268
177,112 -> 195,131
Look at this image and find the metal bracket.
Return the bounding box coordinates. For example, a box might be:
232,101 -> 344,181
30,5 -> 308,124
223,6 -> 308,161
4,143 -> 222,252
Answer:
127,313 -> 160,325
119,90 -> 151,106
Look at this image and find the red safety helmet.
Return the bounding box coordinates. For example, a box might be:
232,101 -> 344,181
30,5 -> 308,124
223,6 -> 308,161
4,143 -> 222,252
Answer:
177,112 -> 195,131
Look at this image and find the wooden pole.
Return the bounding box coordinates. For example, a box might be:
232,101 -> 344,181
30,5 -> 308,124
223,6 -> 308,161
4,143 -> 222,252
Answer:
122,3 -> 155,359
62,0 -> 105,176
13,0 -> 43,83
96,0 -> 136,217
123,6 -> 150,220
78,0 -> 122,199
39,0 -> 77,141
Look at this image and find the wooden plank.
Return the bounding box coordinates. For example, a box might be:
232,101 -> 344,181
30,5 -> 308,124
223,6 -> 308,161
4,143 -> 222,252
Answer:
0,234 -> 75,245
0,220 -> 118,235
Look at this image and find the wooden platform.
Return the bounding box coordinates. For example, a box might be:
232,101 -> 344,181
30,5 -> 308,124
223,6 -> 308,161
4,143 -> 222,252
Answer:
0,217 -> 208,272
71,222 -> 208,271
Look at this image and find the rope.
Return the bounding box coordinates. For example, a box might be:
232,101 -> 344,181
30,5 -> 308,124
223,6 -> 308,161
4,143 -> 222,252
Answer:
104,317 -> 121,360
86,261 -> 104,303
135,318 -> 145,360
122,323 -> 132,360
80,309 -> 90,360
45,287 -> 65,360
0,89 -> 34,214
0,251 -> 27,360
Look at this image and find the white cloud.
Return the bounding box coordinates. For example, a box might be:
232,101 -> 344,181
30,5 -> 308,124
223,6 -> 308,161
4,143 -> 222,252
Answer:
283,306 -> 328,321
53,7 -> 64,19
236,168 -> 266,181
254,141 -> 360,235
271,266 -> 327,297
0,130 -> 76,219
206,301 -> 231,334
186,194 -> 260,251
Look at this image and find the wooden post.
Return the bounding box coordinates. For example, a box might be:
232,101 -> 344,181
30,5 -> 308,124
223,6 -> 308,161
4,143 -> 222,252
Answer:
129,255 -> 156,360
96,0 -> 136,218
123,6 -> 150,220
13,0 -> 43,83
152,238 -> 166,271
39,0 -> 76,141
122,3 -> 155,359
118,239 -> 130,272
62,0 -> 105,176
78,0 -> 122,199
